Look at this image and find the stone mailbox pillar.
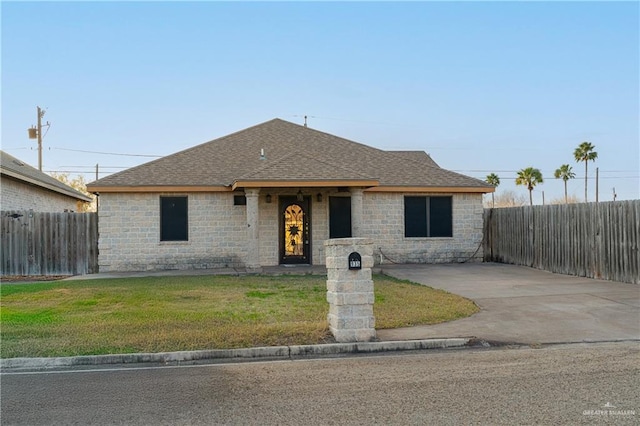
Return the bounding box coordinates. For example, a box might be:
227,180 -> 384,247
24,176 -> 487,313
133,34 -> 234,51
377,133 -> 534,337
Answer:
325,238 -> 376,343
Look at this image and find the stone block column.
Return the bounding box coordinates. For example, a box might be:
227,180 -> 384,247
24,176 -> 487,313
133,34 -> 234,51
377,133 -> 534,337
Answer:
245,189 -> 261,273
325,238 -> 376,342
350,187 -> 364,237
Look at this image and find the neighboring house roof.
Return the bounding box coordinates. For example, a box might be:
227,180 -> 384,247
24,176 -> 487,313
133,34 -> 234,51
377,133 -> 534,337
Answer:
87,118 -> 493,193
0,150 -> 92,202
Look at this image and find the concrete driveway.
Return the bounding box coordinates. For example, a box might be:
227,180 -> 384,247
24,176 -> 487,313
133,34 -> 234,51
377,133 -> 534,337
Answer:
377,263 -> 639,345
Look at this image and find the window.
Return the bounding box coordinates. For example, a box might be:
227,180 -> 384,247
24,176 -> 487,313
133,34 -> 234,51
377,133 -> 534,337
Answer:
329,196 -> 352,238
404,196 -> 452,237
160,196 -> 188,241
234,195 -> 246,206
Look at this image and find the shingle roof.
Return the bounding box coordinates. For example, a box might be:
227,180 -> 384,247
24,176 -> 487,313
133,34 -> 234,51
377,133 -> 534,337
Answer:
234,152 -> 379,187
388,151 -> 440,168
1,150 -> 92,202
87,118 -> 492,192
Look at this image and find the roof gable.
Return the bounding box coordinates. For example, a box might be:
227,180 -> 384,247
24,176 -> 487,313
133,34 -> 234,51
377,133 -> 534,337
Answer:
233,152 -> 379,189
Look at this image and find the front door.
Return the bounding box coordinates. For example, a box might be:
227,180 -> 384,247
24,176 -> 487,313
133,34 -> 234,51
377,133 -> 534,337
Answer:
280,196 -> 311,264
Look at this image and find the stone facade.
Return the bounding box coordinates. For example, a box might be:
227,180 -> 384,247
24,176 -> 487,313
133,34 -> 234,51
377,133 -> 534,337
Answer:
97,190 -> 484,272
98,192 -> 247,271
0,176 -> 83,212
361,192 -> 484,264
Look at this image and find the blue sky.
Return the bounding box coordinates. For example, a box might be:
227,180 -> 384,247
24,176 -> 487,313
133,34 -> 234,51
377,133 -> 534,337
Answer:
2,1 -> 638,202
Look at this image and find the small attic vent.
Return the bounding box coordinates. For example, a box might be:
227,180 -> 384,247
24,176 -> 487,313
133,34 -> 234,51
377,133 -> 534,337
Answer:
12,159 -> 25,166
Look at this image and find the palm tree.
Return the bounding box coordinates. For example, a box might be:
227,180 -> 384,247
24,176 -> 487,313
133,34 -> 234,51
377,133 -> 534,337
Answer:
515,167 -> 543,206
573,141 -> 598,202
485,173 -> 500,208
554,164 -> 576,204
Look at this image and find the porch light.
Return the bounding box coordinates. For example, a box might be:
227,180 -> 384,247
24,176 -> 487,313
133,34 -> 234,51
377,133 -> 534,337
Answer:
297,190 -> 304,201
317,193 -> 323,202
266,194 -> 272,203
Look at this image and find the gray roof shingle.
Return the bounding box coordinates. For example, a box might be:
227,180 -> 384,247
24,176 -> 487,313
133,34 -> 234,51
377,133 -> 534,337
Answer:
1,150 -> 92,202
87,118 -> 492,192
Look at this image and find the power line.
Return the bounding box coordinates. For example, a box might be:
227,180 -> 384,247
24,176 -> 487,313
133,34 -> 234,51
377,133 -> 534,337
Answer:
50,147 -> 162,157
463,174 -> 639,180
452,169 -> 638,173
290,114 -> 410,127
59,165 -> 128,169
44,165 -> 640,174
464,176 -> 638,180
46,170 -> 111,174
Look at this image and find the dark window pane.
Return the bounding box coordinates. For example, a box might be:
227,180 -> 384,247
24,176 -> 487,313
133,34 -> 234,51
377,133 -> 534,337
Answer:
329,197 -> 352,238
160,196 -> 188,241
404,196 -> 427,237
429,197 -> 452,237
234,195 -> 246,205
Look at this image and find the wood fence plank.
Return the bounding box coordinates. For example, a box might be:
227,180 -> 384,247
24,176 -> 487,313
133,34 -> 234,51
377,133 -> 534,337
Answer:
1,211 -> 98,276
484,201 -> 639,284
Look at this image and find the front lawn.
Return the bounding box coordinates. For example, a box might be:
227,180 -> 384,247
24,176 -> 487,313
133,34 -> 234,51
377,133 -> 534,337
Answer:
0,274 -> 478,358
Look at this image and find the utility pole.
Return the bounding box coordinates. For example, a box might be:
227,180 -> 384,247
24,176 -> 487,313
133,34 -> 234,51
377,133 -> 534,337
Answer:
37,106 -> 43,171
595,167 -> 599,203
27,106 -> 49,171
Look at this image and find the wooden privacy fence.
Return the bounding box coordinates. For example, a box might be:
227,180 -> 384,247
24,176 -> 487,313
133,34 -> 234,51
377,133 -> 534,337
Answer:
1,211 -> 98,276
484,200 -> 640,284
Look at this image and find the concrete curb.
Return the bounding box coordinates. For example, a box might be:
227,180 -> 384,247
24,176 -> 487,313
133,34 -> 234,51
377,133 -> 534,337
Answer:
0,338 -> 470,370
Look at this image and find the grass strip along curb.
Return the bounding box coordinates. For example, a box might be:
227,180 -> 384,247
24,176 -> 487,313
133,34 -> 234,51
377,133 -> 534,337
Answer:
1,338 -> 471,370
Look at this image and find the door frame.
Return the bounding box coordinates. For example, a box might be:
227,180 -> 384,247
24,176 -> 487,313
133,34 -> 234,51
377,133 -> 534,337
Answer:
279,196 -> 312,264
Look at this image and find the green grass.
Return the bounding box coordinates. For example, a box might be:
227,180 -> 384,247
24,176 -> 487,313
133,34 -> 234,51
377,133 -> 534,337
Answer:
0,274 -> 478,358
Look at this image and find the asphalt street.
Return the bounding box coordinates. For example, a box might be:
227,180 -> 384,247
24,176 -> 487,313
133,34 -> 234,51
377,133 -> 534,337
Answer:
2,341 -> 638,425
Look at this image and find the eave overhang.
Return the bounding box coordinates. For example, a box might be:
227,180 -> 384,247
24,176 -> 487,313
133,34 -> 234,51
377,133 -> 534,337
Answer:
86,183 -> 494,194
365,186 -> 495,193
85,185 -> 231,193
2,169 -> 93,202
231,179 -> 380,191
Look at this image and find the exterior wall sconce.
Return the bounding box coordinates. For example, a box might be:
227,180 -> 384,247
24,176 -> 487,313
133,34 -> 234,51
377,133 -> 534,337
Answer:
297,190 -> 304,202
266,194 -> 272,203
317,193 -> 323,202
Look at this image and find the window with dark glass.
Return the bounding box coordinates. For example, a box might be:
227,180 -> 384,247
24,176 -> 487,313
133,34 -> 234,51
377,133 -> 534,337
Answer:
404,196 -> 452,237
160,196 -> 188,241
329,196 -> 352,238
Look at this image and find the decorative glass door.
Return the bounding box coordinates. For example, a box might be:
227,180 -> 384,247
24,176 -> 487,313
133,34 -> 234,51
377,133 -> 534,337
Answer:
280,196 -> 311,264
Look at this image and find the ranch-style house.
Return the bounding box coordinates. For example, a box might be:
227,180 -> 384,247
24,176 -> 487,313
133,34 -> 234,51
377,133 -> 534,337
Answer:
87,118 -> 494,272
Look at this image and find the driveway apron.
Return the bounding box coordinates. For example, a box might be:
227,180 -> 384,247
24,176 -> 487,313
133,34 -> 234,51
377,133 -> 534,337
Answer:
377,263 -> 640,345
